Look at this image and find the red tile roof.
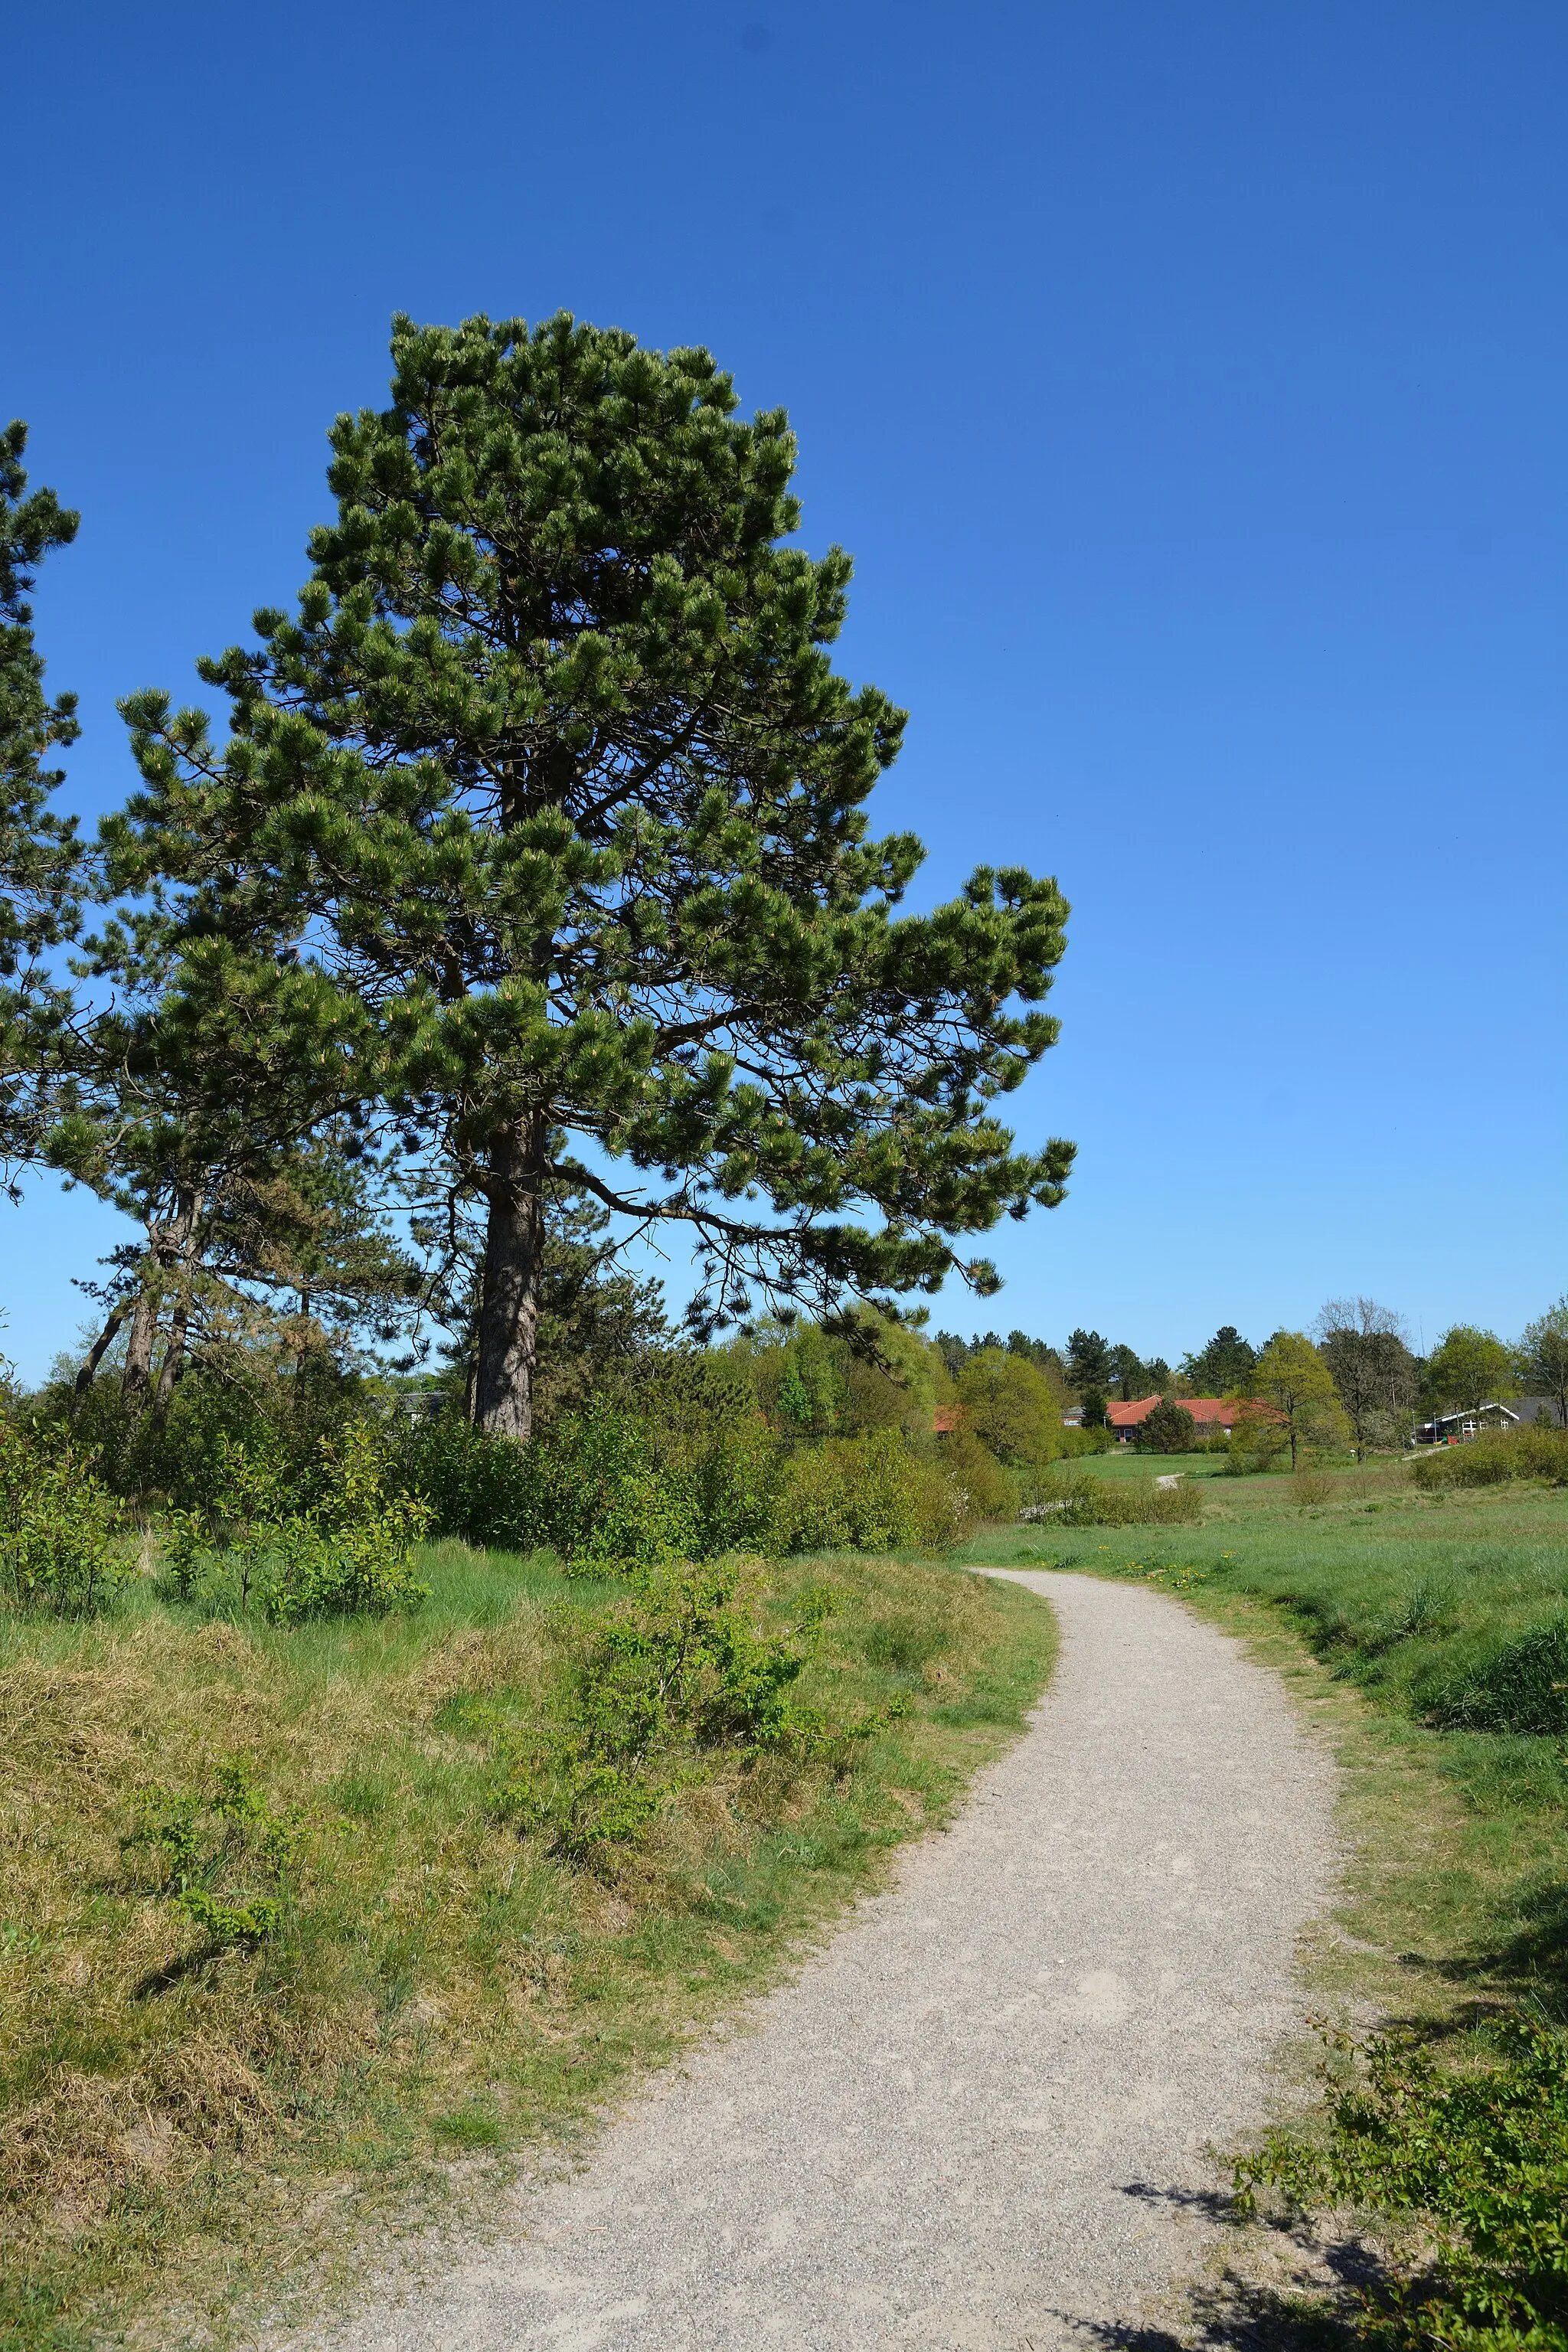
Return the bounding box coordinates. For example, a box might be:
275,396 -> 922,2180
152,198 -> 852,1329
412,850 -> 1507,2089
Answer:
1106,1395 -> 1263,1427
932,1404 -> 962,1433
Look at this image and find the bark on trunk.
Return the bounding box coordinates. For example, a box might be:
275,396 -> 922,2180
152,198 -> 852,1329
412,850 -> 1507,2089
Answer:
74,1299 -> 132,1402
120,1280 -> 159,1401
151,1295 -> 189,1423
474,1118 -> 546,1443
122,1191 -> 201,1406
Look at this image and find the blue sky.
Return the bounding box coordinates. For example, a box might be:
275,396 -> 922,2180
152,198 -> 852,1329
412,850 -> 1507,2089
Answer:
4,0 -> 1564,1381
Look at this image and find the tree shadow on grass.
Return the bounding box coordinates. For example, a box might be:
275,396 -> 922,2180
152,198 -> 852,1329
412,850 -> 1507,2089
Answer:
131,1940 -> 227,1999
1442,1877 -> 1568,2007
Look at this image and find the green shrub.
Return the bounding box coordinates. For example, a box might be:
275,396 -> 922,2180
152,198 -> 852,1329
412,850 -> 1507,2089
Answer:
1413,1428 -> 1568,1490
1235,2011 -> 1568,2350
1136,1397 -> 1197,1453
769,1430 -> 966,1554
165,1423 -> 430,1621
939,1424 -> 1019,1521
52,1351 -> 371,1509
394,1400 -> 779,1570
0,1419 -> 127,1614
1056,1423 -> 1114,1456
498,1561 -> 839,1863
1423,1615 -> 1568,1736
131,1759 -> 299,1947
1023,1469 -> 1204,1527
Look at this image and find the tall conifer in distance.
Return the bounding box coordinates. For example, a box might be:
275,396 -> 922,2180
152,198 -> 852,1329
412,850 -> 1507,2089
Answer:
0,421 -> 83,1181
114,314 -> 1075,1439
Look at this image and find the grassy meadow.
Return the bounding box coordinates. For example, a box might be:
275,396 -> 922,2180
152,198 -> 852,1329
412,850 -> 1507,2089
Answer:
965,1459 -> 1568,2012
0,1540 -> 1055,2350
965,1457 -> 1568,2341
7,1444 -> 1567,2349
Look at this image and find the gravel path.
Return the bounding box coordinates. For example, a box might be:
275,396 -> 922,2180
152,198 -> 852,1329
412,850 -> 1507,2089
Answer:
289,1569 -> 1338,2352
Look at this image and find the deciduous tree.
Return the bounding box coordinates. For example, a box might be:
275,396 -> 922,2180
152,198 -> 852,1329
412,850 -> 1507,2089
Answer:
954,1344 -> 1062,1471
1423,1325 -> 1517,1417
1313,1298 -> 1419,1459
114,314 -> 1074,1442
1251,1331 -> 1345,1469
1517,1295 -> 1568,1431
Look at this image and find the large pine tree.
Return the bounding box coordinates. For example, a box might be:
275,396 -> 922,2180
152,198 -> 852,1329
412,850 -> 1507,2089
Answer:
114,314 -> 1075,1438
0,420 -> 83,1181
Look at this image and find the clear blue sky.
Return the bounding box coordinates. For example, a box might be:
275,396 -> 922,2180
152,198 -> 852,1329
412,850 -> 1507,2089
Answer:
4,0 -> 1564,1382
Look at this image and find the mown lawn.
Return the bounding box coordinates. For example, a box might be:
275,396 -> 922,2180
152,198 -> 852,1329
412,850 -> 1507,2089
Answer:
0,1542 -> 1055,2350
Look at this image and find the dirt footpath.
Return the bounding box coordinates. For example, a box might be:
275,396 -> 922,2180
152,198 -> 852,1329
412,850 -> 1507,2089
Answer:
283,1568 -> 1338,2351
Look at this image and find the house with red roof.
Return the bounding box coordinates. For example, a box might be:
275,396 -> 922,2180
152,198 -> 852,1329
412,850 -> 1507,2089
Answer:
1063,1395 -> 1279,1443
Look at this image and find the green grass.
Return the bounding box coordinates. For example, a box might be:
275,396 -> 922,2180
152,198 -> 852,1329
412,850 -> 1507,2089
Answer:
963,1469 -> 1568,2001
963,1467 -> 1568,2346
0,1538 -> 1055,2350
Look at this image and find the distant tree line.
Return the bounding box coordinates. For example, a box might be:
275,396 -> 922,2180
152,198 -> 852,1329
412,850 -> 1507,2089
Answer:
937,1298 -> 1568,1463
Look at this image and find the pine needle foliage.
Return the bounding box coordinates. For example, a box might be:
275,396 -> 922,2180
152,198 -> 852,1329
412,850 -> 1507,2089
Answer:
0,421 -> 83,1178
112,314 -> 1074,1437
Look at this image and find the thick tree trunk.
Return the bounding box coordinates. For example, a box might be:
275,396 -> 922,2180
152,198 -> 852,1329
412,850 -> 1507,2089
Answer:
122,1191 -> 201,1406
74,1298 -> 132,1403
120,1278 -> 160,1401
474,1118 -> 546,1442
151,1294 -> 189,1423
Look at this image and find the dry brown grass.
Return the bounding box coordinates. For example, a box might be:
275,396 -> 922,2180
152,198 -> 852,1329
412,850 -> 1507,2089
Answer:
0,1544 -> 1054,2347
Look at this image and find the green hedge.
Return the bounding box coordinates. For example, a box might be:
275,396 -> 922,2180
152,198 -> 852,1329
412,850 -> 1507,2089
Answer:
1413,1427 -> 1568,1489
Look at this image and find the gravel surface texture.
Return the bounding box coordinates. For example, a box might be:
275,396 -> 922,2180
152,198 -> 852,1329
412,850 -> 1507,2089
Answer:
283,1568 -> 1338,2352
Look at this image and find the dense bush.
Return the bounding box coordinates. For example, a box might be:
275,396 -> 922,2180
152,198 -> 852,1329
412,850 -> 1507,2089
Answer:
769,1431 -> 966,1554
1135,1397 -> 1197,1453
0,1419 -> 128,1613
49,1352 -> 374,1510
498,1561 -> 838,1863
164,1423 -> 430,1621
394,1400 -> 777,1570
937,1423 -> 1019,1520
1021,1468 -> 1204,1527
1236,2011 -> 1568,2350
1413,1427 -> 1568,1490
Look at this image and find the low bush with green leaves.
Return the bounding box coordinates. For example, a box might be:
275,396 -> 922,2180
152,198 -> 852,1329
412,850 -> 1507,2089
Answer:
0,1418 -> 127,1614
129,1758 -> 301,1948
1413,1427 -> 1568,1491
1235,2011 -> 1568,2350
165,1422 -> 430,1620
768,1429 -> 967,1554
498,1560 -> 851,1863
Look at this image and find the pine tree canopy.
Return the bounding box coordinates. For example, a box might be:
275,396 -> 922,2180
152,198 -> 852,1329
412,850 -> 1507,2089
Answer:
112,313 -> 1074,1436
1,420 -> 83,1177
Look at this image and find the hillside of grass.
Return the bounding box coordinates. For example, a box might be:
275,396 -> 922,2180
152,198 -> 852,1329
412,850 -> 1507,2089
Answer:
0,1540 -> 1054,2351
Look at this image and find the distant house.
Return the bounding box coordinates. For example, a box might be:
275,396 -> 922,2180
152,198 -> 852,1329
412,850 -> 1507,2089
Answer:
1063,1396 -> 1266,1445
932,1405 -> 962,1436
1414,1400 -> 1562,1445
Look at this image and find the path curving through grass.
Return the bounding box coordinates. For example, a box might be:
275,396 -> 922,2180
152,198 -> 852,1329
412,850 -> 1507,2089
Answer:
285,1570 -> 1337,2351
